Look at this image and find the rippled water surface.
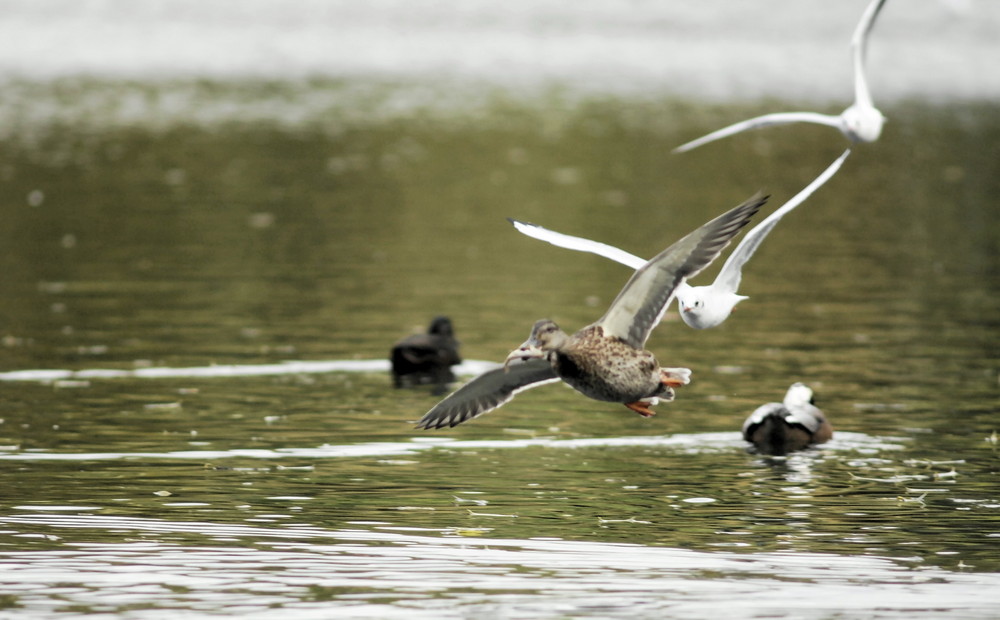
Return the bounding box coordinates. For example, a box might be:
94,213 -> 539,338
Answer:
1,3 -> 999,618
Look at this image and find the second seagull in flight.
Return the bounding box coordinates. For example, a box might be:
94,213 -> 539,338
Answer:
673,0 -> 889,153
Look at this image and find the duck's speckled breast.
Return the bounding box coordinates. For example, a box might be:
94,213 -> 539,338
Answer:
552,325 -> 662,403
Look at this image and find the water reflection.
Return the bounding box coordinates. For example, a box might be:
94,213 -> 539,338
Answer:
1,425 -> 990,571
1,513 -> 999,618
0,514 -> 1000,618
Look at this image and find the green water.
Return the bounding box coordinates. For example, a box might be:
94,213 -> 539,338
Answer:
0,82 -> 998,617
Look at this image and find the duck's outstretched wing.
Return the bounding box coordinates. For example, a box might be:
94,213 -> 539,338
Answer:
851,0 -> 889,108
596,194 -> 767,349
673,112 -> 842,154
711,149 -> 850,295
415,359 -> 559,429
507,218 -> 647,270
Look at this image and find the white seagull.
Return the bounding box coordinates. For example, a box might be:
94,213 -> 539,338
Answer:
509,149 -> 849,330
674,0 -> 889,153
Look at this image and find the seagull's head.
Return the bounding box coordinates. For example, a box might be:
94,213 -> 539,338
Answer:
842,103 -> 885,143
503,319 -> 567,369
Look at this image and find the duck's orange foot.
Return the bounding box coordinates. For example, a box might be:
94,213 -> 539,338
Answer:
660,367 -> 692,389
625,401 -> 656,417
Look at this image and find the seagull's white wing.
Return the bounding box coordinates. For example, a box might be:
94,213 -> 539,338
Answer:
711,149 -> 850,295
851,0 -> 889,108
597,195 -> 766,349
673,112 -> 843,154
508,219 -> 646,270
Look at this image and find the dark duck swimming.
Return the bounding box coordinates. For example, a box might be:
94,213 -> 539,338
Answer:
391,316 -> 462,395
742,382 -> 833,455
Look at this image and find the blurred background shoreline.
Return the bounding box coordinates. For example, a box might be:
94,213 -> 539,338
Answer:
1,0 -> 997,132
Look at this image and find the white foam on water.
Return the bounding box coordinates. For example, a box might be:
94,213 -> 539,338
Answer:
0,359 -> 499,383
0,431 -> 904,461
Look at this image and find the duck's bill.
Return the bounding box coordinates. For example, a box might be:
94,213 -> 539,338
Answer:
503,343 -> 545,369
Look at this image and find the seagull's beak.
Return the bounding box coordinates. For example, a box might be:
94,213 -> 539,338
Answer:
503,340 -> 544,370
